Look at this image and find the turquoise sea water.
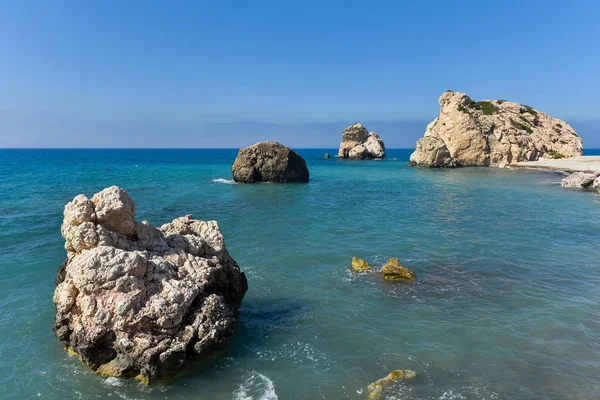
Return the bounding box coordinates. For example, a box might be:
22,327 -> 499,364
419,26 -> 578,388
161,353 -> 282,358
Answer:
1,149 -> 600,400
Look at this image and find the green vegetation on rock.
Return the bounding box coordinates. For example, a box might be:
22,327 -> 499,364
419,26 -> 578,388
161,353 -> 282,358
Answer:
458,99 -> 499,116
522,105 -> 539,117
552,152 -> 565,159
510,118 -> 533,134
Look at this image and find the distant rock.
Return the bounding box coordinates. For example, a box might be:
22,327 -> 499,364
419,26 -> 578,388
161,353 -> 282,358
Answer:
351,256 -> 372,272
324,153 -> 331,159
231,141 -> 309,183
368,369 -> 417,400
561,171 -> 600,191
338,123 -> 386,160
382,258 -> 416,281
410,91 -> 583,167
53,186 -> 247,384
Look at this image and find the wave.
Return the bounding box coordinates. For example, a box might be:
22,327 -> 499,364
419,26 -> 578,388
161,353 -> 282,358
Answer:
233,371 -> 278,400
212,178 -> 236,184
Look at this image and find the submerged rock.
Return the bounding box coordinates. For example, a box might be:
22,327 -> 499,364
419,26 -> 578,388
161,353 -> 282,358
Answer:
232,141 -> 309,183
382,258 -> 416,281
338,123 -> 386,160
410,91 -> 582,167
351,256 -> 372,272
367,369 -> 417,400
561,171 -> 600,189
53,186 -> 248,384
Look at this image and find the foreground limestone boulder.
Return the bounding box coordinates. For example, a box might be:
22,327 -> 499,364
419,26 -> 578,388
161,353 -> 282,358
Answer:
410,91 -> 582,167
351,256 -> 372,272
368,369 -> 417,400
232,141 -> 309,183
382,258 -> 416,281
53,186 -> 248,384
338,123 -> 386,159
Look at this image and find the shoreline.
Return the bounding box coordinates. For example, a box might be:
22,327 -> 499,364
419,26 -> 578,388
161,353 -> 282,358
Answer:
513,156 -> 600,174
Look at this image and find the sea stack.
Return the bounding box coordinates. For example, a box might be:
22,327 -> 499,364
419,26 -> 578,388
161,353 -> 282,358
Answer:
53,186 -> 247,384
231,141 -> 309,183
409,91 -> 583,167
338,123 -> 386,159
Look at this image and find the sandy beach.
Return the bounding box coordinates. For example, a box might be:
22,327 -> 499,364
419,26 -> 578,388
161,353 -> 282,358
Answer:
514,156 -> 600,173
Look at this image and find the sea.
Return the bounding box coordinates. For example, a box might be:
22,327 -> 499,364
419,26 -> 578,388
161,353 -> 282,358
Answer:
1,148 -> 599,400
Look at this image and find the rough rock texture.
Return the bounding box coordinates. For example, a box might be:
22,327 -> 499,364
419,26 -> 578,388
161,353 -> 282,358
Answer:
382,258 -> 416,281
338,123 -> 386,159
561,172 -> 598,188
231,141 -> 309,183
410,91 -> 583,167
368,369 -> 417,400
351,256 -> 372,272
53,186 -> 248,384
561,171 -> 600,191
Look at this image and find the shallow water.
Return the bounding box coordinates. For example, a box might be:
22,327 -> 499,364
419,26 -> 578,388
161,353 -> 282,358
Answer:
1,149 -> 599,400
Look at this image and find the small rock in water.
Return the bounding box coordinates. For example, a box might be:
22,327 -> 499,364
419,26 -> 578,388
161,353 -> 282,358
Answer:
324,153 -> 331,159
382,258 -> 416,281
231,141 -> 309,183
351,256 -> 372,272
367,369 -> 417,400
561,171 -> 600,188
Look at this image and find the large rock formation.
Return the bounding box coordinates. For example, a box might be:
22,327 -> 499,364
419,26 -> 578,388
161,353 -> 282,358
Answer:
410,91 -> 583,167
231,141 -> 309,183
338,123 -> 386,159
53,186 -> 248,384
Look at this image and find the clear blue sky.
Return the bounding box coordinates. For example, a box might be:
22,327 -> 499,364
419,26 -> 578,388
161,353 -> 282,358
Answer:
1,0 -> 599,148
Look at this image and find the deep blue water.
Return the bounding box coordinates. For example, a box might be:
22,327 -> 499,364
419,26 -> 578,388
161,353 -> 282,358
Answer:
1,149 -> 600,400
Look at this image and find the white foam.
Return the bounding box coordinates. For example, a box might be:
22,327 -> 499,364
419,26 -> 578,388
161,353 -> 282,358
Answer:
233,371 -> 278,400
212,178 -> 236,184
103,377 -> 125,387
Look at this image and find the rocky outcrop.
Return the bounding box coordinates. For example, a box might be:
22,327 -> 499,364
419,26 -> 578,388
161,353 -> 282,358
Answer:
324,153 -> 331,159
410,91 -> 583,167
561,171 -> 600,191
382,258 -> 416,281
232,141 -> 309,183
338,123 -> 386,159
53,186 -> 247,384
351,256 -> 372,272
368,369 -> 417,400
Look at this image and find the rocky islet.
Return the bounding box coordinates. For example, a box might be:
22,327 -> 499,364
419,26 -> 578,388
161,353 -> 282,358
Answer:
409,91 -> 582,167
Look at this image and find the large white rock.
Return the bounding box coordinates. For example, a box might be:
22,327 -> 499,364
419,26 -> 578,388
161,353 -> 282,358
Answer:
561,172 -> 599,188
410,91 -> 583,167
338,123 -> 386,159
53,186 -> 247,384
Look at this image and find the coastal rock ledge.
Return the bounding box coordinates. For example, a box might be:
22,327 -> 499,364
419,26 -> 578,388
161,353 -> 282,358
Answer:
232,141 -> 309,183
409,91 -> 583,167
338,123 -> 386,159
53,186 -> 248,384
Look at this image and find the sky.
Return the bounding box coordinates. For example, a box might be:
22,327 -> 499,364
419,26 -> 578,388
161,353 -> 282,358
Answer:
0,0 -> 599,148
